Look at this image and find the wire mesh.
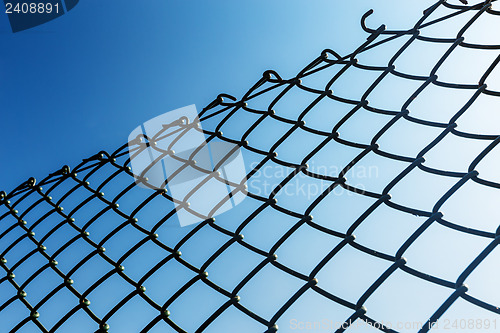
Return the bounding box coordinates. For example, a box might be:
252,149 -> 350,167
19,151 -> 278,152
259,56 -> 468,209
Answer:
1,0 -> 500,332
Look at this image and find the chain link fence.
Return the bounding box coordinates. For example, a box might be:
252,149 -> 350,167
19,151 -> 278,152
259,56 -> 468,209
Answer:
1,1 -> 500,332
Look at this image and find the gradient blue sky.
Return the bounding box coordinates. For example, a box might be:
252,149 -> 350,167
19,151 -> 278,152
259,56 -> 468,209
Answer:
0,0 -> 432,193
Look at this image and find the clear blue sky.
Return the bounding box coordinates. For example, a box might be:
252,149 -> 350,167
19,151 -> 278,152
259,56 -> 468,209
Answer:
0,0 -> 431,193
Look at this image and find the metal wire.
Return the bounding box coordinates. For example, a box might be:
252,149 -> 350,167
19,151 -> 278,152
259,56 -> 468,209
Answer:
2,1 -> 500,332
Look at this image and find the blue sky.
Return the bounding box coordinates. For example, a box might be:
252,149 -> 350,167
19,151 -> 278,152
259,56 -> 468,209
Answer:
0,0 -> 432,193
